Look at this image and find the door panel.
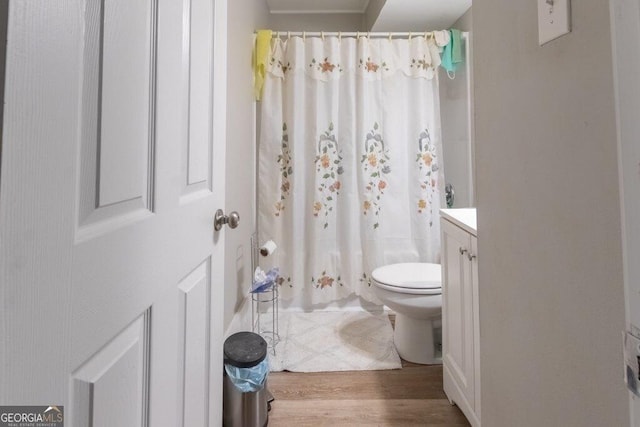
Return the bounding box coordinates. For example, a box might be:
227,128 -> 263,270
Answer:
0,1 -> 228,426
72,311 -> 151,427
186,0 -> 213,191
443,225 -> 465,378
442,219 -> 475,408
78,0 -> 157,238
178,259 -> 211,427
97,0 -> 155,207
470,234 -> 480,420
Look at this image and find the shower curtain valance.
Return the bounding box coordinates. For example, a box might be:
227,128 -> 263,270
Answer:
267,35 -> 445,82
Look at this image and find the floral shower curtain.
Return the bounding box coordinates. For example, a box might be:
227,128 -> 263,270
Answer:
259,35 -> 445,305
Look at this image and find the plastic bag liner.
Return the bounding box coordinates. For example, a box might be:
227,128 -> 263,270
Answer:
251,267 -> 279,293
224,358 -> 269,393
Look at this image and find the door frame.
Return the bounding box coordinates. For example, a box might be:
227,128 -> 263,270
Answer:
209,0 -> 227,424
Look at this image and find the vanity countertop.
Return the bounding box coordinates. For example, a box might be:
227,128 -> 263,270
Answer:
440,208 -> 477,236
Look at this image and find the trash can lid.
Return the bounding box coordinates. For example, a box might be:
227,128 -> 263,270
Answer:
224,332 -> 268,368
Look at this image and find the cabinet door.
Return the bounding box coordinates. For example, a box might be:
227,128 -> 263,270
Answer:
470,234 -> 480,420
442,219 -> 475,409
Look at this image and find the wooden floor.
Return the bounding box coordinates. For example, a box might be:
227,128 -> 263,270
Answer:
266,316 -> 470,426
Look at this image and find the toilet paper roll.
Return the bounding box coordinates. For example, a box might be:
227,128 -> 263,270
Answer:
259,240 -> 277,257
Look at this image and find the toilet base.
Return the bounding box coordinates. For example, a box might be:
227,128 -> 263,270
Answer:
394,313 -> 442,365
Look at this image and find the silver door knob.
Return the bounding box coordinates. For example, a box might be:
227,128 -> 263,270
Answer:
214,209 -> 240,231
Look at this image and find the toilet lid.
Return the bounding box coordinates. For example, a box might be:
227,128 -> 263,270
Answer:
371,263 -> 442,291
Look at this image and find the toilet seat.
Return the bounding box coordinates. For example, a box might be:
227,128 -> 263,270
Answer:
371,263 -> 442,295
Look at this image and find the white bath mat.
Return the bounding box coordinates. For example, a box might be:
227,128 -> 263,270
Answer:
266,311 -> 401,372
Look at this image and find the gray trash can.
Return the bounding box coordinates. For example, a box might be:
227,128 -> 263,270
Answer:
223,332 -> 272,427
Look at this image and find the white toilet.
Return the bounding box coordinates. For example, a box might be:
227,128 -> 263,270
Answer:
371,262 -> 442,365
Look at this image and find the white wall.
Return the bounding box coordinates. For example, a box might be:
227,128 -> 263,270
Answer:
452,6 -> 471,30
474,0 -> 629,425
364,0 -> 386,30
439,8 -> 473,208
268,13 -> 366,32
224,0 -> 270,331
610,0 -> 640,423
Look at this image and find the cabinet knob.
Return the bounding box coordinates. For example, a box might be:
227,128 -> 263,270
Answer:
467,253 -> 477,261
459,247 -> 468,255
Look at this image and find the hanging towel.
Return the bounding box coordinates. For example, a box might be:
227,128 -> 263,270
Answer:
442,29 -> 463,73
451,29 -> 463,64
253,29 -> 272,101
434,30 -> 450,49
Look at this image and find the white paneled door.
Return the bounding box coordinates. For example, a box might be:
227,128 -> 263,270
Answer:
0,1 -> 228,426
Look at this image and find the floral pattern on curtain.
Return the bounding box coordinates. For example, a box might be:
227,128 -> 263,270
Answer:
274,123 -> 292,216
361,122 -> 391,228
313,122 -> 344,229
259,35 -> 445,305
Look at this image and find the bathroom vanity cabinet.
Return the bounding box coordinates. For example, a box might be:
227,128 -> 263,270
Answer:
440,209 -> 480,427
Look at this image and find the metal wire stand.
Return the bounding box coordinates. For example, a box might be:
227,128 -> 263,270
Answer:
250,232 -> 280,355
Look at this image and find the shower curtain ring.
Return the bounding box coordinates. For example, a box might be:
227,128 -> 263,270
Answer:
287,31 -> 291,40
321,31 -> 325,41
388,32 -> 392,41
303,31 -> 306,41
338,31 -> 342,41
409,32 -> 413,40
